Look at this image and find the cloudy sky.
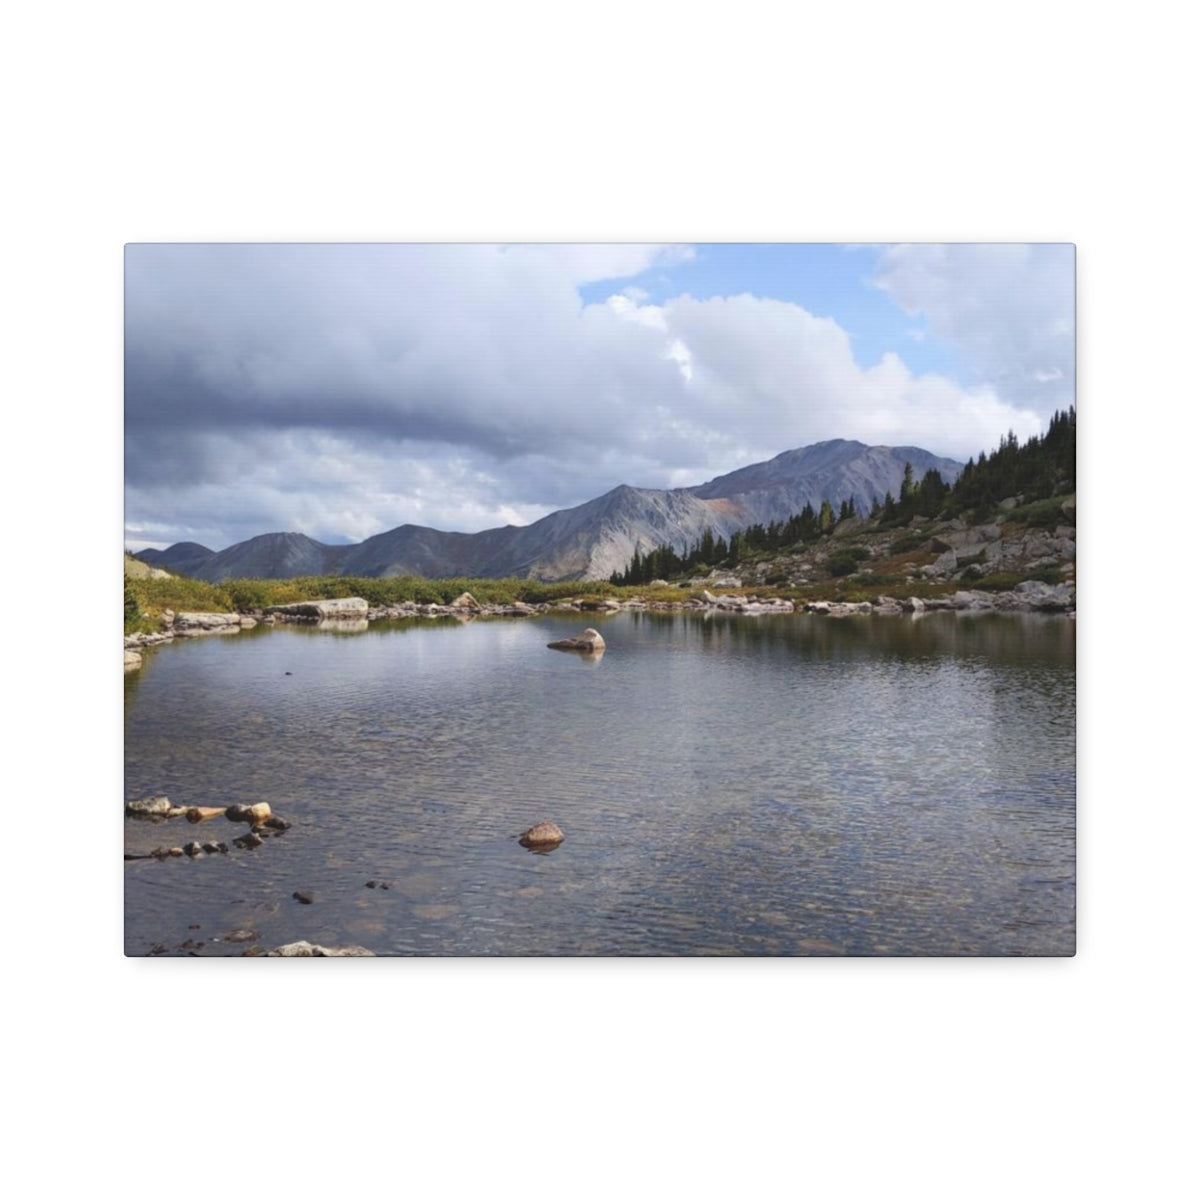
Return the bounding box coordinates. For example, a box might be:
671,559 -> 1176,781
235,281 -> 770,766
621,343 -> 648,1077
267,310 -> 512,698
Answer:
124,242 -> 1075,552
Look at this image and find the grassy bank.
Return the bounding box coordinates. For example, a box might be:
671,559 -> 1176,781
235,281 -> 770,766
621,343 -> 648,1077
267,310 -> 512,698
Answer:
123,573 -> 635,634
124,569 -> 972,635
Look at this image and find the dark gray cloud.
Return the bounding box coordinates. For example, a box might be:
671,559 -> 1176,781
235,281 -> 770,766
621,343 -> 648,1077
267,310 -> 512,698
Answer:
124,243 -> 1069,551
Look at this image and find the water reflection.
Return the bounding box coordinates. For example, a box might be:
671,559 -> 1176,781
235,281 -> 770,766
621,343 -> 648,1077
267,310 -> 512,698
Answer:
125,610 -> 1074,956
314,618 -> 369,633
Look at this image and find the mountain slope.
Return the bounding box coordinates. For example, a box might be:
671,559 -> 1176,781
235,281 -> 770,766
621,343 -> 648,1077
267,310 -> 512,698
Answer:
166,439 -> 963,583
135,541 -> 216,577
196,532 -> 352,581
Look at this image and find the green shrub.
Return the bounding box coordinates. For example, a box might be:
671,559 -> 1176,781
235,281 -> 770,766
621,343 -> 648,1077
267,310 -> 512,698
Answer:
971,566 -> 1063,591
124,583 -> 139,631
889,531 -> 930,555
1004,498 -> 1069,529
826,546 -> 871,577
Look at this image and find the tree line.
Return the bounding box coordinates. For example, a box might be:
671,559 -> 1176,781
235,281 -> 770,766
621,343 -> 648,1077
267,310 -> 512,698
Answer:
610,407 -> 1076,585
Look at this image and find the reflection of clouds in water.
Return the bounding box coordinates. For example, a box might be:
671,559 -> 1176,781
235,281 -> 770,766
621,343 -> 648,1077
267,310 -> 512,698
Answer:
125,611 -> 1074,955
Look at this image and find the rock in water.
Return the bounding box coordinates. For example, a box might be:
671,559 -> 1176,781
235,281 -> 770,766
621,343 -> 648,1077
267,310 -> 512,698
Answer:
126,795 -> 172,816
546,628 -> 606,653
519,821 -> 565,849
259,941 -> 375,957
186,806 -> 226,823
226,803 -> 272,825
245,802 -> 272,826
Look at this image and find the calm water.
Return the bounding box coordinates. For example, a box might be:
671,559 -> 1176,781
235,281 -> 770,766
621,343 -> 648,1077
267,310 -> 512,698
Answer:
124,611 -> 1076,956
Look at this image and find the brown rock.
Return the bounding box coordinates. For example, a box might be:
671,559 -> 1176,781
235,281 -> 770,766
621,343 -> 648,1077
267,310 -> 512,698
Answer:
519,821 -> 565,849
186,806 -> 226,823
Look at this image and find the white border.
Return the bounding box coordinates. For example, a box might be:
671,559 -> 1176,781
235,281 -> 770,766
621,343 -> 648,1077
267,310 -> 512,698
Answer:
8,3 -> 1193,1196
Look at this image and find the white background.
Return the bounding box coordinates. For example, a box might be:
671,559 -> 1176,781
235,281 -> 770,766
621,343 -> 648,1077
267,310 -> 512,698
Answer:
4,3 -> 1194,1197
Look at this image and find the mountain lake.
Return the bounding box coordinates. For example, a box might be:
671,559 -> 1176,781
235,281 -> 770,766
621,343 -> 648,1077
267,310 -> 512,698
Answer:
124,609 -> 1076,956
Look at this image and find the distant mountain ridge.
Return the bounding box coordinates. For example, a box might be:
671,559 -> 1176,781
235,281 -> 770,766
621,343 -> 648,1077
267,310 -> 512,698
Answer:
136,439 -> 962,582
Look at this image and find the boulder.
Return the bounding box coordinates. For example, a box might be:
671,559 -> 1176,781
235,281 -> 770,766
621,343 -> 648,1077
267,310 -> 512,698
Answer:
124,649 -> 143,672
519,822 -> 565,849
934,528 -> 1001,552
126,795 -> 172,816
173,612 -> 242,631
264,598 -> 369,620
226,802 -> 272,826
259,941 -> 375,957
1014,580 -> 1075,611
449,592 -> 481,610
949,590 -> 995,610
547,628 -> 606,652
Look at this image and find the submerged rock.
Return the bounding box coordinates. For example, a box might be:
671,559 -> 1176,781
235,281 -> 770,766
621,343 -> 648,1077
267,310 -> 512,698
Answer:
547,628 -> 606,653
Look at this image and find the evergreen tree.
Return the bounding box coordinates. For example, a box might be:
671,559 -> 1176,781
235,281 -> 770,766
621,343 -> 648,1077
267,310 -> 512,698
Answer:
818,499 -> 835,534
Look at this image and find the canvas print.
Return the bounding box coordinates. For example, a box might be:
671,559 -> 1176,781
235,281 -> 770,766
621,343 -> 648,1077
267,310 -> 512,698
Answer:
124,243 -> 1076,957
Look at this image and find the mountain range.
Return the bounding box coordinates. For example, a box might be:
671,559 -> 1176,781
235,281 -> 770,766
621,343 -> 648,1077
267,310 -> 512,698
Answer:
136,439 -> 963,583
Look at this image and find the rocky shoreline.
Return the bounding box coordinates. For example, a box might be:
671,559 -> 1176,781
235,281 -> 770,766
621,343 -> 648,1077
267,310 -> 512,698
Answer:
124,578 -> 1074,671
